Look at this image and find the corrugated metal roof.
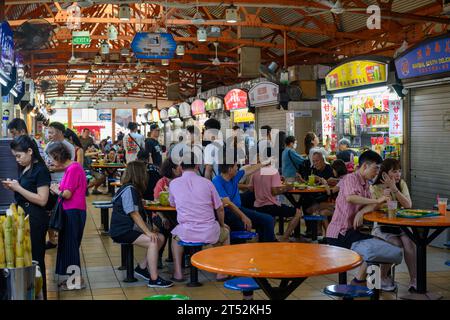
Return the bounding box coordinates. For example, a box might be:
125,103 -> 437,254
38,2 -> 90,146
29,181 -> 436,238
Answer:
392,0 -> 436,13
341,11 -> 370,32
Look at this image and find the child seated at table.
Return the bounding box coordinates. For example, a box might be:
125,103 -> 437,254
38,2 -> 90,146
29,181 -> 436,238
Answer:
169,152 -> 231,282
109,161 -> 173,288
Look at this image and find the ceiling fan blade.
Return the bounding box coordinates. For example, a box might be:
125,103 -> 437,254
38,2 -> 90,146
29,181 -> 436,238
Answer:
346,8 -> 370,12
307,11 -> 329,16
317,0 -> 335,8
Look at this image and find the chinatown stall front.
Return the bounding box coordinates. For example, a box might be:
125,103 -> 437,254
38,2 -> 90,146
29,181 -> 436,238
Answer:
323,58 -> 403,160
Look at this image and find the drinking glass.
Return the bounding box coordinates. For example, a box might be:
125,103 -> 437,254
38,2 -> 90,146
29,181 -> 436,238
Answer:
438,198 -> 448,215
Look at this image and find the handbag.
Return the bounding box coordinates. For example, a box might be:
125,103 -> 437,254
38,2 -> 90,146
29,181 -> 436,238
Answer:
44,193 -> 58,212
49,196 -> 64,231
350,238 -> 403,264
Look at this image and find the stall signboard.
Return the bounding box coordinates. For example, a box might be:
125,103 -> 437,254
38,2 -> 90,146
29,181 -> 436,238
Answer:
389,100 -> 403,142
191,99 -> 206,115
72,31 -> 91,45
179,102 -> 191,118
321,99 -> 337,141
395,35 -> 450,80
98,111 -> 112,121
131,32 -> 177,59
233,108 -> 255,123
159,108 -> 169,121
248,82 -> 279,107
205,96 -> 224,111
325,60 -> 388,91
224,89 -> 248,111
168,106 -> 179,118
0,21 -> 14,81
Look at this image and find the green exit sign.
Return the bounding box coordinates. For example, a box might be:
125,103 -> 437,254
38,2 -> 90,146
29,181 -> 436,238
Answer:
72,31 -> 91,45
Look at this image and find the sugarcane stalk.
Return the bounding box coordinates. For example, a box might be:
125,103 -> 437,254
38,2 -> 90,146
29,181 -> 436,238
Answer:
0,226 -> 5,268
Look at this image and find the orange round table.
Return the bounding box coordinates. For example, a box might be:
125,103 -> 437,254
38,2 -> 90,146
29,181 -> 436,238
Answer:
144,205 -> 177,212
91,163 -> 126,194
365,211 -> 450,300
191,243 -> 362,300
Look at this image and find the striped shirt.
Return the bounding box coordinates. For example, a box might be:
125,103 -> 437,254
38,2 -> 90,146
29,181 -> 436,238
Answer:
326,171 -> 371,239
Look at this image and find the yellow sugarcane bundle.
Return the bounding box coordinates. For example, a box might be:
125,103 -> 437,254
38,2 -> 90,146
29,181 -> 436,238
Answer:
23,215 -> 32,267
4,215 -> 14,268
0,226 -> 5,268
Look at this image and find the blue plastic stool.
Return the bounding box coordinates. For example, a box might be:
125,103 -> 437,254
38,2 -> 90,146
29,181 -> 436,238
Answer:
230,231 -> 257,244
224,277 -> 260,300
178,241 -> 207,287
446,261 -> 450,266
93,201 -> 113,234
303,215 -> 327,241
323,285 -> 375,300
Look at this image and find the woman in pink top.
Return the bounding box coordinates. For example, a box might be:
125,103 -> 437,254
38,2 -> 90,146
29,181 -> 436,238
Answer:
48,142 -> 87,290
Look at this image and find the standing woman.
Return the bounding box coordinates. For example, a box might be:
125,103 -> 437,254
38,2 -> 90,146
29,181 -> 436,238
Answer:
281,136 -> 306,182
47,142 -> 87,290
2,135 -> 51,299
64,128 -> 85,167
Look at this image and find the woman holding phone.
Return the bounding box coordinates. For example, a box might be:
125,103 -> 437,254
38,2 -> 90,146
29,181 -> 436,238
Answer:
2,135 -> 51,299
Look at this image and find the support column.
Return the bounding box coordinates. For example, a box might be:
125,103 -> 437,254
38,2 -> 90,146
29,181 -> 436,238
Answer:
112,109 -> 116,140
26,113 -> 33,135
132,108 -> 137,122
67,108 -> 73,129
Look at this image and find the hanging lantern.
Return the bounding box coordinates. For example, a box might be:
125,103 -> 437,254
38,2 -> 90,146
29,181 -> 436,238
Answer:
225,5 -> 238,23
119,4 -> 131,21
67,3 -> 81,30
161,59 -> 169,66
197,27 -> 207,42
101,41 -> 110,55
107,25 -> 118,41
151,109 -> 160,123
176,44 -> 185,56
94,54 -> 102,65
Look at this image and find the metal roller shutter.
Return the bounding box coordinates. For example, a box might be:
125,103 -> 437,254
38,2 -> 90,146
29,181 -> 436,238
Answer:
410,84 -> 450,209
256,105 -> 287,131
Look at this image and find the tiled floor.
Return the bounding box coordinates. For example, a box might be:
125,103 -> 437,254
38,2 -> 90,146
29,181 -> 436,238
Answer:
43,192 -> 450,300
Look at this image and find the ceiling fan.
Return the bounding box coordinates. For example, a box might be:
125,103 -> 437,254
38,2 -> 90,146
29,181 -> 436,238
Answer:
307,0 -> 367,16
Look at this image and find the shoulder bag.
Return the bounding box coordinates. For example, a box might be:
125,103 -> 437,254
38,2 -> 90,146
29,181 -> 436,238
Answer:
49,195 -> 64,231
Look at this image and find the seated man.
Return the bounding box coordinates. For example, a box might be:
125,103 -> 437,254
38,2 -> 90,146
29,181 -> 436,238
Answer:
169,153 -> 230,282
336,138 -> 358,163
326,150 -> 396,291
213,161 -> 276,243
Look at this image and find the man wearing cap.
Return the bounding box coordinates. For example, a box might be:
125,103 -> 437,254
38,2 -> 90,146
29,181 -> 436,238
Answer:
123,122 -> 145,163
145,124 -> 163,167
336,138 -> 358,163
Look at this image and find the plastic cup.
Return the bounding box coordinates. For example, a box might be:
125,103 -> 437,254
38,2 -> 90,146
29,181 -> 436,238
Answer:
438,198 -> 448,215
353,156 -> 359,166
387,200 -> 398,218
308,175 -> 315,186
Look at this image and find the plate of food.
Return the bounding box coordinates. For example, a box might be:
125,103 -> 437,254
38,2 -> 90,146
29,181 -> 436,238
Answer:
292,182 -> 307,189
396,209 -> 440,218
146,200 -> 161,206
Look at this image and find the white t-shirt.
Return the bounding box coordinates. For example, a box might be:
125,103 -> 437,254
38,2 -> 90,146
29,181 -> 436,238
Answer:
123,132 -> 145,163
204,140 -> 224,178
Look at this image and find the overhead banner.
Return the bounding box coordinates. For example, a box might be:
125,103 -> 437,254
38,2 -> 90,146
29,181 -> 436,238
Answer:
205,96 -> 224,111
179,102 -> 191,118
131,32 -> 177,59
0,21 -> 14,81
224,89 -> 248,111
233,108 -> 255,123
389,100 -> 403,142
168,106 -> 179,118
395,35 -> 450,80
325,60 -> 388,91
191,99 -> 206,116
321,99 -> 337,140
248,82 -> 279,107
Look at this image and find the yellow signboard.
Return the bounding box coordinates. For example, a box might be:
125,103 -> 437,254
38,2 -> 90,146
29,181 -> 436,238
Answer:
325,60 -> 388,91
233,108 -> 255,123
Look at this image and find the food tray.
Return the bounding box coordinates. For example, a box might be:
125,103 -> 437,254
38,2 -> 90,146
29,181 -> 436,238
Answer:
396,209 -> 440,218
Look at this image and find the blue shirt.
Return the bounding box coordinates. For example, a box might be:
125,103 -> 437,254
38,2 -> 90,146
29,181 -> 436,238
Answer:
282,148 -> 305,178
212,169 -> 245,208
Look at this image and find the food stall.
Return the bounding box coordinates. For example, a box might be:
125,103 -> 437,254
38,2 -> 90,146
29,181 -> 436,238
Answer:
191,99 -> 208,129
0,21 -> 16,137
323,58 -> 402,159
224,89 -> 253,131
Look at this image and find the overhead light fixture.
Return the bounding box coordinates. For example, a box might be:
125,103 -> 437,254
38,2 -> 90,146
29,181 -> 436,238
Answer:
101,41 -> 109,55
176,44 -> 185,56
197,27 -> 207,42
161,59 -> 169,66
280,68 -> 289,85
225,5 -> 239,23
192,11 -> 205,24
140,73 -> 146,80
107,25 -> 118,41
126,82 -> 133,90
94,54 -> 102,65
120,48 -> 130,56
119,4 -> 131,21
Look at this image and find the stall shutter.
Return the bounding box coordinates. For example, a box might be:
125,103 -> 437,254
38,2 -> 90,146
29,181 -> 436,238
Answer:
256,106 -> 287,131
410,84 -> 450,209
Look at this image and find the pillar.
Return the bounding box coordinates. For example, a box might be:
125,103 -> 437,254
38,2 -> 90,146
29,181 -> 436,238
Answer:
67,108 -> 73,129
112,108 -> 116,140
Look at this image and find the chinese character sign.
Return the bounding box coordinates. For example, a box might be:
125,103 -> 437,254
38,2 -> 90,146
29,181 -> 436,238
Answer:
389,100 -> 403,139
321,99 -> 337,141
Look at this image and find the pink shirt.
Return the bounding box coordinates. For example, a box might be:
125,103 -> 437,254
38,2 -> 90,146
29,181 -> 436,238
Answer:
154,177 -> 170,200
59,162 -> 87,211
326,171 -> 371,239
169,171 -> 223,244
250,167 -> 282,207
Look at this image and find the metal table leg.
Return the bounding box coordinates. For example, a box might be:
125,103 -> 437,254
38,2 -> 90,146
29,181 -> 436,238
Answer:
253,277 -> 306,300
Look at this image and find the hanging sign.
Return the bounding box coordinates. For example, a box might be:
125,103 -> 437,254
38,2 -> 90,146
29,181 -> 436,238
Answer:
389,100 -> 403,143
159,108 -> 169,121
395,35 -> 450,80
224,89 -> 248,111
233,108 -> 255,123
321,99 -> 337,141
72,31 -> 91,45
168,106 -> 179,118
179,102 -> 191,118
0,21 -> 14,81
191,99 -> 206,115
325,60 -> 388,91
98,111 -> 112,121
131,32 -> 177,59
205,96 -> 224,111
248,82 -> 279,107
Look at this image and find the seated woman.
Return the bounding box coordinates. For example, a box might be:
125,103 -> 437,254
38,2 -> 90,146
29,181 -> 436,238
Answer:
87,149 -> 121,195
370,158 -> 416,293
109,161 -> 173,288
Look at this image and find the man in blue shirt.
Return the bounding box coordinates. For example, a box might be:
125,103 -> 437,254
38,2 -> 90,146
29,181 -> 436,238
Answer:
213,162 -> 276,242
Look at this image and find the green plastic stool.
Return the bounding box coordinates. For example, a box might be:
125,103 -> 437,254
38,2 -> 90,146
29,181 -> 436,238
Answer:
143,294 -> 190,300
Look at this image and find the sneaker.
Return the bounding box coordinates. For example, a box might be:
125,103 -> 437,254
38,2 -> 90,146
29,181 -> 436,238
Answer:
134,265 -> 150,281
45,241 -> 57,250
381,278 -> 398,292
147,276 -> 174,288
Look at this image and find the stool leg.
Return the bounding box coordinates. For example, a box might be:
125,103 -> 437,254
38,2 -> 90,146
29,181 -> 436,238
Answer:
294,221 -> 301,238
166,237 -> 174,262
311,221 -> 318,241
123,245 -> 137,283
118,245 -> 126,270
278,216 -> 284,235
338,272 -> 347,285
243,290 -> 254,300
101,208 -> 109,233
186,247 -> 202,287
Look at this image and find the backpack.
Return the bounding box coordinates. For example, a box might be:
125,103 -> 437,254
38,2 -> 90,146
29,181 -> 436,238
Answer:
287,149 -> 310,180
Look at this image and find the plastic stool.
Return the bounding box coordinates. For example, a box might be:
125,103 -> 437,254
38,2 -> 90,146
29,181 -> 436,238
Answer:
324,285 -> 375,300
143,294 -> 189,300
230,231 -> 257,244
445,260 -> 450,266
93,201 -> 113,234
303,215 -> 327,241
178,241 -> 207,287
224,277 -> 260,300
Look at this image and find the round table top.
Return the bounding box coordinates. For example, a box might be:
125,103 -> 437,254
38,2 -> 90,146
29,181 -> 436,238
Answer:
91,163 -> 126,168
144,205 -> 176,212
364,211 -> 450,227
191,243 -> 362,278
110,182 -> 122,187
287,187 -> 328,194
